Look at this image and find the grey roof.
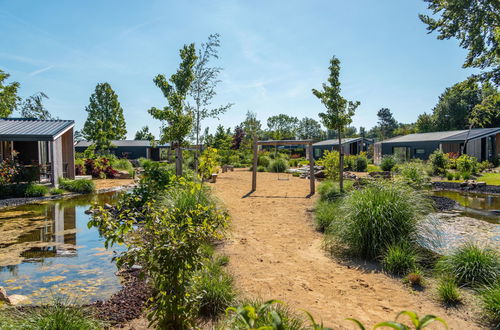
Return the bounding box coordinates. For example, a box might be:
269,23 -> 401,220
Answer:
377,127 -> 500,144
0,118 -> 74,141
313,137 -> 371,147
75,140 -> 170,148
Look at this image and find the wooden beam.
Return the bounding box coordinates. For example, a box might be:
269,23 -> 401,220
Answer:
256,140 -> 313,146
252,135 -> 258,192
309,144 -> 315,195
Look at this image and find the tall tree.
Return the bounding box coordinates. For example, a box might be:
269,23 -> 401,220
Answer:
266,114 -> 299,140
241,110 -> 262,139
231,125 -> 245,150
189,34 -> 232,172
19,92 -> 53,120
377,108 -> 398,140
415,112 -> 435,133
420,0 -> 499,83
359,126 -> 366,138
149,44 -> 197,176
313,55 -> 360,191
82,83 -> 127,151
0,70 -> 20,118
297,117 -> 324,140
134,126 -> 155,140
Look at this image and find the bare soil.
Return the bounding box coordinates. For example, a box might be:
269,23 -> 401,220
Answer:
93,179 -> 135,191
212,169 -> 482,329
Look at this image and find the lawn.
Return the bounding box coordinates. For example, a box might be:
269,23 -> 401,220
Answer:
476,172 -> 500,185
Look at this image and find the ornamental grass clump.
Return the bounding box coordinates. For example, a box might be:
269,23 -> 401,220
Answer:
382,242 -> 419,275
268,158 -> 289,173
437,277 -> 462,304
479,282 -> 500,324
326,181 -> 432,259
436,243 -> 499,287
314,200 -> 340,232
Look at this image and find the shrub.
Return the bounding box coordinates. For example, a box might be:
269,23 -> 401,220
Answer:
437,277 -> 461,304
314,200 -> 339,232
257,155 -> 271,168
326,181 -> 432,259
0,159 -> 20,185
194,257 -> 236,317
257,165 -> 266,172
199,147 -> 220,180
397,161 -> 429,189
454,173 -> 461,180
59,178 -> 96,194
111,158 -> 134,172
137,157 -> 154,168
429,149 -> 449,175
317,150 -> 340,179
24,184 -> 48,197
461,172 -> 471,180
478,160 -> 493,172
446,172 -> 454,180
479,282 -> 500,324
268,158 -> 289,173
382,243 -> 419,275
456,154 -> 478,175
405,269 -> 423,286
436,243 -> 499,287
344,155 -> 357,171
318,180 -> 353,202
380,155 -> 397,172
50,188 -> 64,195
354,156 -> 368,172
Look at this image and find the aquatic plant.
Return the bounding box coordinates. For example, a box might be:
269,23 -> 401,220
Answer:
382,242 -> 419,275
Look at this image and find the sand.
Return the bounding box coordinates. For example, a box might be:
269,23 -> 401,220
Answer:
212,169 -> 482,329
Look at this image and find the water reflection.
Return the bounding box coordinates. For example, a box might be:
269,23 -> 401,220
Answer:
0,192 -> 125,303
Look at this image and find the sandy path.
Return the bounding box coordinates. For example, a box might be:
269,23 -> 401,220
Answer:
213,169 -> 481,329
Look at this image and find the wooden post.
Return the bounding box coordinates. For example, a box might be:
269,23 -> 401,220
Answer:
252,135 -> 258,192
309,143 -> 315,195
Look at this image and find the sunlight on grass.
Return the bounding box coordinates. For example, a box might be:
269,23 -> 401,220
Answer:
476,173 -> 500,185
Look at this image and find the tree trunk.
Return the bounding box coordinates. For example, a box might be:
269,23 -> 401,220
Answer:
338,127 -> 344,192
462,123 -> 474,155
194,110 -> 200,175
176,146 -> 183,177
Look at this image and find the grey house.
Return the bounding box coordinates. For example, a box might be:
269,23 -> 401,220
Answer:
75,140 -> 170,160
312,137 -> 373,159
373,127 -> 500,164
0,118 -> 75,185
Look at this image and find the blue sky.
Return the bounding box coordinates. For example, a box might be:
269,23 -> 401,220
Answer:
1,0 -> 476,139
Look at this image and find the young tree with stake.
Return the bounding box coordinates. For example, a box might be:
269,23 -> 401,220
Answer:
313,56 -> 360,191
149,44 -> 197,176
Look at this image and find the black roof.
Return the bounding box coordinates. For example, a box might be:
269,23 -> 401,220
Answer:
377,127 -> 500,144
0,118 -> 74,141
75,140 -> 170,148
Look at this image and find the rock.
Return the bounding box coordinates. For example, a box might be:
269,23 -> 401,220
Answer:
476,181 -> 486,187
103,203 -> 113,210
7,294 -> 30,305
115,170 -> 132,179
314,170 -> 325,178
0,287 -> 8,303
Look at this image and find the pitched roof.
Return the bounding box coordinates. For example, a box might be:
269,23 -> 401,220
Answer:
75,140 -> 170,148
313,137 -> 370,147
0,118 -> 74,141
377,127 -> 500,144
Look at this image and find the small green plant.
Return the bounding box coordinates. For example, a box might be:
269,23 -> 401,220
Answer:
24,184 -> 48,197
268,158 -> 289,173
317,150 -> 340,180
429,149 -> 449,175
436,243 -> 499,287
50,188 -> 64,195
314,200 -> 340,232
59,178 -> 95,194
461,172 -> 471,180
257,165 -> 266,172
397,161 -> 430,189
348,310 -> 447,329
446,172 -> 454,180
380,155 -> 397,172
111,158 -> 134,172
479,282 -> 500,324
453,173 -> 461,180
456,154 -> 478,175
382,243 -> 419,275
437,277 -> 462,304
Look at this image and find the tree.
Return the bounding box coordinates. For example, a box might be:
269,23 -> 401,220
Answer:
189,34 -> 232,172
241,110 -> 262,138
266,114 -> 299,140
420,0 -> 499,83
231,125 -> 245,150
297,117 -> 324,140
326,126 -> 357,139
0,70 -> 20,118
359,126 -> 366,138
313,55 -> 360,191
135,126 -> 155,140
18,92 -> 53,120
377,108 -> 398,140
82,83 -> 127,151
393,123 -> 416,136
415,112 -> 435,133
149,44 -> 197,176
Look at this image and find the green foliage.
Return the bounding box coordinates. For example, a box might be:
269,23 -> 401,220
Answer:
436,243 -> 499,287
82,82 -> 127,151
0,69 -> 20,118
446,172 -> 454,181
19,92 -> 53,120
257,154 -> 271,168
453,173 -> 461,180
318,180 -> 352,202
59,178 -> 95,194
266,114 -> 299,140
134,125 -> 155,140
382,243 -> 419,275
437,277 -> 462,304
50,188 -> 64,195
456,154 -> 478,175
354,155 -> 368,172
396,161 -> 430,189
194,255 -> 236,317
380,155 -> 397,172
479,282 -> 500,324
111,158 -> 133,172
326,182 -> 432,259
256,165 -> 266,172
199,147 -> 219,180
429,149 -> 449,175
24,184 -> 48,197
462,172 -> 471,180
297,117 -> 325,140
376,107 -> 398,140
317,150 -> 340,180
314,200 -> 340,232
268,158 -> 289,173
137,157 -> 154,168
478,160 -> 493,173
348,310 -> 447,330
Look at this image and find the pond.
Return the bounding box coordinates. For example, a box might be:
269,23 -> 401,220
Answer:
0,191 -> 125,304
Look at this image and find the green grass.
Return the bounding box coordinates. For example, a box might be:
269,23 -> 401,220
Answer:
24,184 -> 49,197
59,178 -> 96,194
437,277 -> 462,304
50,188 -> 65,195
367,164 -> 381,172
314,200 -> 340,232
436,243 -> 499,287
268,158 -> 289,173
476,172 -> 500,185
382,243 -> 419,275
317,180 -> 354,202
479,282 -> 500,324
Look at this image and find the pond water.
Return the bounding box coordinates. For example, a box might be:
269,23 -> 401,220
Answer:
0,191 -> 125,304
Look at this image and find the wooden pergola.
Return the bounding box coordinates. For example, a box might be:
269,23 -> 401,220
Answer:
251,136 -> 315,196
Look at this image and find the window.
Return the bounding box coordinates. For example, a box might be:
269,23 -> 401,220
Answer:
415,149 -> 425,154
393,146 -> 411,161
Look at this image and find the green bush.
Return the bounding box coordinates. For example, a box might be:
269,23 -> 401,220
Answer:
380,155 -> 397,172
59,178 -> 96,194
436,243 -> 499,287
50,188 -> 64,195
479,282 -> 500,324
111,158 -> 133,172
461,172 -> 471,180
194,257 -> 236,317
326,181 -> 432,259
314,200 -> 339,232
478,160 -> 493,172
446,172 -> 454,180
429,149 -> 449,175
454,173 -> 461,180
318,180 -> 353,202
268,158 -> 289,173
257,155 -> 271,167
137,157 -> 154,168
382,243 -> 419,275
397,161 -> 429,189
354,156 -> 368,172
24,184 -> 48,197
257,165 -> 266,172
456,154 -> 478,175
437,277 -> 462,304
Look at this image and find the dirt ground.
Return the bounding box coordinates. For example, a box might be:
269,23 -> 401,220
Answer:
93,179 -> 135,191
212,169 -> 482,329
